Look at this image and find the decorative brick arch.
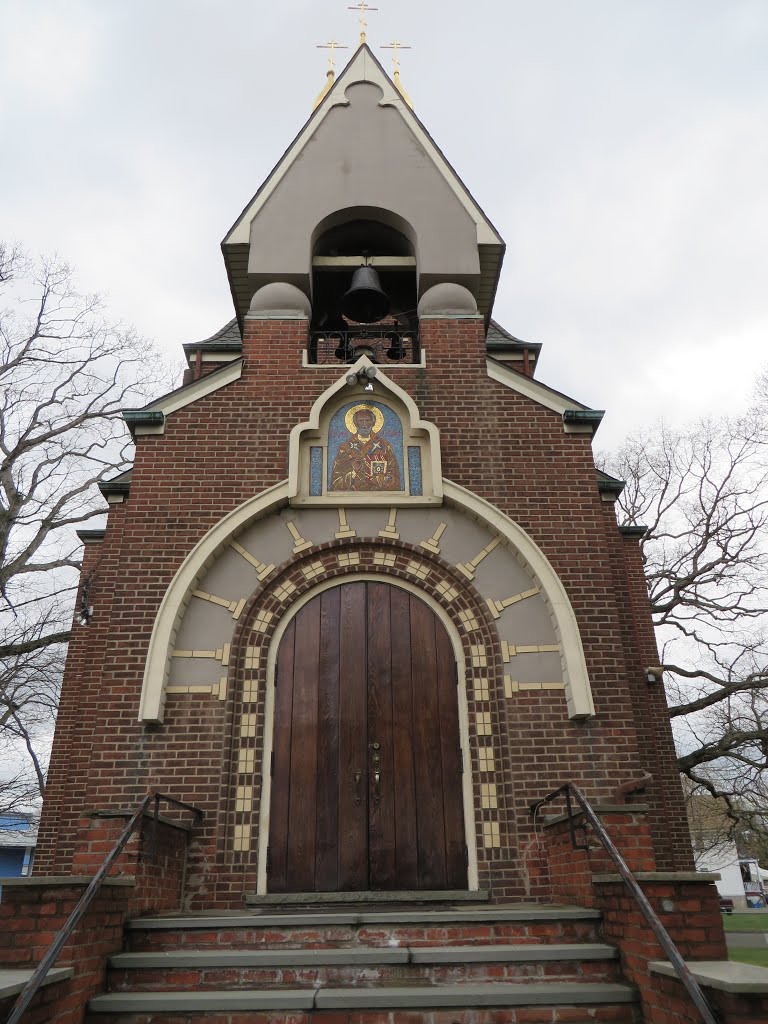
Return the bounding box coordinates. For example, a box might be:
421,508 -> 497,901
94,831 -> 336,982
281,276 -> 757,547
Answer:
220,540 -> 504,892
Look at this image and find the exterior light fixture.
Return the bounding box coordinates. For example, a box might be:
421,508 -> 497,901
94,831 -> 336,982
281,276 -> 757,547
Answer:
645,666 -> 663,684
78,605 -> 94,626
346,366 -> 377,390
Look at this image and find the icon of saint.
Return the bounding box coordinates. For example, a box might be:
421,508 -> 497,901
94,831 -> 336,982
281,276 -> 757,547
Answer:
330,405 -> 402,491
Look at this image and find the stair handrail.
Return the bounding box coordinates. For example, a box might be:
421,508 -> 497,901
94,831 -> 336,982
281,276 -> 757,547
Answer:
530,782 -> 719,1024
6,791 -> 203,1024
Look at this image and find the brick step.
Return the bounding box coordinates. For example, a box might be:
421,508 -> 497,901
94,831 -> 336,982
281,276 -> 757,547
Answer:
87,982 -> 639,1018
125,907 -> 603,952
106,943 -> 620,990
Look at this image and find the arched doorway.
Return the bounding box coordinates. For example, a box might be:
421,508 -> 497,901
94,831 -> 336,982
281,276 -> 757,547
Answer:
267,580 -> 467,893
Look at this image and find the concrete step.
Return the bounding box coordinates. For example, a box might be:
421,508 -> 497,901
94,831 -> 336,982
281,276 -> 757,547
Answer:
106,943 -> 621,990
110,943 -> 618,968
125,905 -> 604,952
127,905 -> 602,929
245,889 -> 491,906
88,981 -> 639,1014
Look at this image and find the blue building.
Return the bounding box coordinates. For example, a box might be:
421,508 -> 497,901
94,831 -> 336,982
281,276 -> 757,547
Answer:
0,813 -> 36,877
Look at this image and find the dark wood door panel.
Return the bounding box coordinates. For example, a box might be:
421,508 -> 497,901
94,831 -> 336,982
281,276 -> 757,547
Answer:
267,619 -> 295,893
315,588 -> 341,891
337,583 -> 368,890
410,595 -> 448,889
390,587 -> 419,889
367,583 -> 396,890
286,598 -> 321,892
267,580 -> 467,894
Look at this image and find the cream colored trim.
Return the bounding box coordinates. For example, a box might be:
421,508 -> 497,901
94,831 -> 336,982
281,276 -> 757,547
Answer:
133,425 -> 166,436
419,314 -> 484,321
255,574 -> 479,894
443,479 -> 594,719
141,360 -> 243,432
198,352 -> 241,363
486,359 -> 588,417
313,256 -> 416,268
300,349 -> 427,369
288,355 -> 442,503
139,478 -> 594,723
138,481 -> 290,723
223,48 -> 502,248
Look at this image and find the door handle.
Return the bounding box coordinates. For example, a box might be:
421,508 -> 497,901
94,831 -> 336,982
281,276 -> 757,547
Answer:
354,769 -> 362,805
371,743 -> 381,802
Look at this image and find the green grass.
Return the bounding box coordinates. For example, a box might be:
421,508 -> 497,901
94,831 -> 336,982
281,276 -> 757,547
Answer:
723,912 -> 768,933
729,948 -> 768,967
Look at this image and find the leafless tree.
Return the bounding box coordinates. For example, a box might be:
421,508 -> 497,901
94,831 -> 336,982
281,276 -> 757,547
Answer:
0,242 -> 168,815
601,400 -> 768,849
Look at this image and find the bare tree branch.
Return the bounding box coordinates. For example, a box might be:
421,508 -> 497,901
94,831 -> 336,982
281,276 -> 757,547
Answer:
0,243 -> 176,814
600,401 -> 768,847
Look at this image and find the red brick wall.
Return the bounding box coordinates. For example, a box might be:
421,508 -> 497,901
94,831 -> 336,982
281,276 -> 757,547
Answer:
617,532 -> 693,870
646,974 -> 768,1024
541,810 -> 657,908
0,816 -> 189,1024
36,314 -> 695,904
0,882 -> 127,1024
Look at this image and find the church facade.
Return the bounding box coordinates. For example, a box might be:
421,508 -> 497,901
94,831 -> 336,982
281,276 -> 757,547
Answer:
35,46 -> 694,911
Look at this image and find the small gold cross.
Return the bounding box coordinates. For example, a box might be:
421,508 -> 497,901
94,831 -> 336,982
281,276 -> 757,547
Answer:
317,40 -> 349,71
348,1 -> 378,44
381,40 -> 411,74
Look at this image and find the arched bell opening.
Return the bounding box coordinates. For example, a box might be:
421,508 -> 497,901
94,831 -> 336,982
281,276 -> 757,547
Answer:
309,207 -> 419,365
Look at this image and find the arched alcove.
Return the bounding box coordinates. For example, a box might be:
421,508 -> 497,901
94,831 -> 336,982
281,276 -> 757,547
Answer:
139,481 -> 594,725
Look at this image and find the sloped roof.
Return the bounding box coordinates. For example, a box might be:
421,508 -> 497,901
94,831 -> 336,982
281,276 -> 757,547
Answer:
183,319 -> 242,353
486,319 -> 541,353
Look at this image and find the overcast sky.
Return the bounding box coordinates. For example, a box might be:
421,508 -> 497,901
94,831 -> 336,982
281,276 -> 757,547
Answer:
1,0 -> 766,447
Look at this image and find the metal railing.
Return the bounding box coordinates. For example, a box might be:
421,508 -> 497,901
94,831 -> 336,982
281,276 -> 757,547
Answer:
310,326 -> 419,365
530,782 -> 719,1024
6,792 -> 203,1024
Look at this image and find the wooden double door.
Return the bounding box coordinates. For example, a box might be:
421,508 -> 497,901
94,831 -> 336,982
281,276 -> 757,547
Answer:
267,581 -> 467,893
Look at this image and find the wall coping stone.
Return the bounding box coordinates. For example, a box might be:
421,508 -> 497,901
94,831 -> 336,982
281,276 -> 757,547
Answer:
0,967 -> 74,999
593,872 -> 721,884
0,875 -> 136,887
542,804 -> 649,827
649,959 -> 768,994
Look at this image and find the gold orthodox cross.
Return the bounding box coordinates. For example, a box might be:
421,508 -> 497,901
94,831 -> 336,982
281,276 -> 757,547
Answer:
348,1 -> 378,44
381,40 -> 411,74
317,40 -> 349,71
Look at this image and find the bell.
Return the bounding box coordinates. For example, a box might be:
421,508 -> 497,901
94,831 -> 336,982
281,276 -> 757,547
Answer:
341,266 -> 390,324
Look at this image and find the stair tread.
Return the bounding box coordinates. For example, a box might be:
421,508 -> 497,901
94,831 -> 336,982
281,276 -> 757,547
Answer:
89,982 -> 638,1013
126,905 -> 602,930
110,943 -> 618,968
245,889 -> 490,906
111,947 -> 409,966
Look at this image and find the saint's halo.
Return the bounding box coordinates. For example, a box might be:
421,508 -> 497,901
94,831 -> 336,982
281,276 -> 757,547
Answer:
344,403 -> 385,435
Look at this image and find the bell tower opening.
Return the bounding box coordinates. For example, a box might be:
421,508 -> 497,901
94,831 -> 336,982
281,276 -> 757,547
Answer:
309,210 -> 419,365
